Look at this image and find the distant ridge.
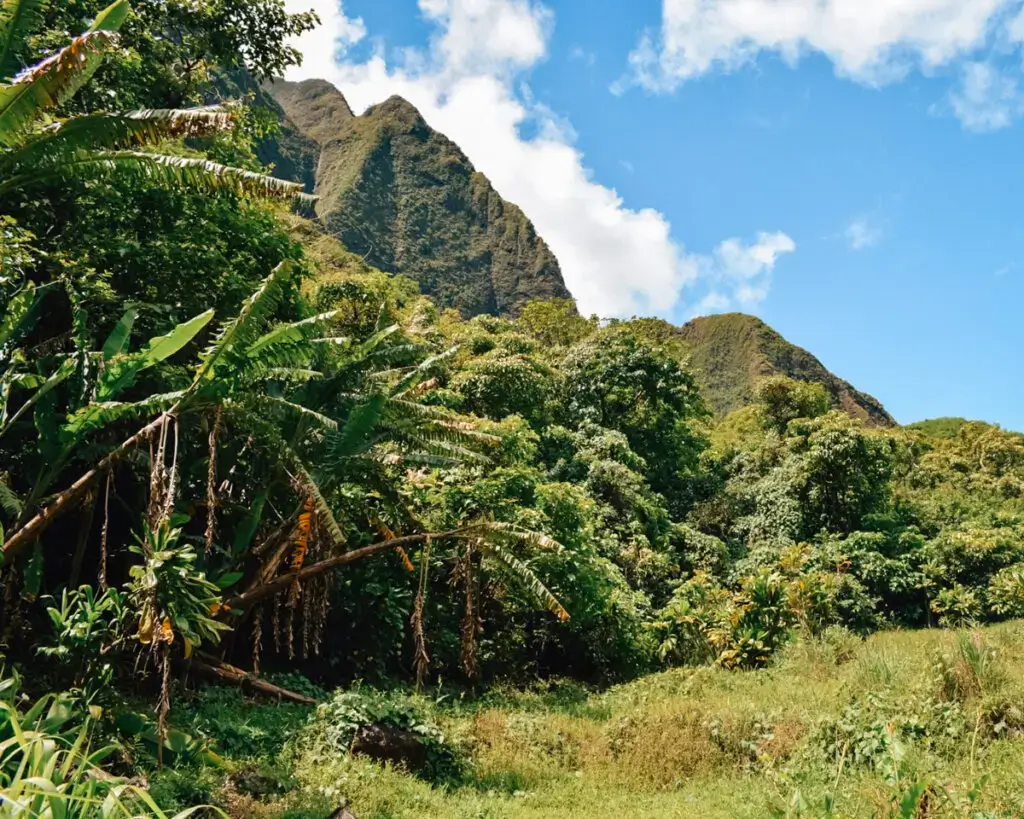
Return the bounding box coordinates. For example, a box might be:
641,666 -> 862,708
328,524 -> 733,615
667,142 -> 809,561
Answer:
675,313 -> 895,426
263,78 -> 574,317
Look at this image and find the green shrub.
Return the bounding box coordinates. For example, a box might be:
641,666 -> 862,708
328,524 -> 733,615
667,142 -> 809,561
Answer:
931,586 -> 982,628
988,563 -> 1024,619
812,691 -> 967,771
295,688 -> 463,784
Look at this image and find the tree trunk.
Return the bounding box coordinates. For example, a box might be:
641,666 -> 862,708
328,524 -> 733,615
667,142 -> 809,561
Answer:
224,529 -> 471,612
2,413 -> 170,560
191,653 -> 317,704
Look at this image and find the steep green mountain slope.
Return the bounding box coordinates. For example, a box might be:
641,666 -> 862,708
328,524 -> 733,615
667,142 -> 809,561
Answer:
266,79 -> 572,317
674,313 -> 895,425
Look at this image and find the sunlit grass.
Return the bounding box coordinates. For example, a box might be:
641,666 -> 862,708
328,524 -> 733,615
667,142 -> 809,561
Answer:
228,622 -> 1024,818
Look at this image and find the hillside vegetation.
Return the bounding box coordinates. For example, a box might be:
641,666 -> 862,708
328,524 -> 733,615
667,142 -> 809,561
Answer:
676,314 -> 895,425
2,2 -> 1024,817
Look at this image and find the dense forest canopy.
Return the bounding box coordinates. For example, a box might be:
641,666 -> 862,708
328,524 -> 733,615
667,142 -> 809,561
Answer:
2,1 -> 1024,816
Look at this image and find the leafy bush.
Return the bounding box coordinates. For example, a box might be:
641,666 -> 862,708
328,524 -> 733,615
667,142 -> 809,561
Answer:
0,671 -> 215,818
988,563 -> 1024,619
39,585 -> 129,693
931,585 -> 982,628
295,688 -> 463,784
813,690 -> 968,772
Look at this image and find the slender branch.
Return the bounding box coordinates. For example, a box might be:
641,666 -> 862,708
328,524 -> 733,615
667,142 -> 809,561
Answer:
2,412 -> 172,560
225,528 -> 481,612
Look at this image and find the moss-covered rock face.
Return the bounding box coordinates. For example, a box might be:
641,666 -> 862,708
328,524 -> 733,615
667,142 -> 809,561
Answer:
266,80 -> 573,317
673,313 -> 895,426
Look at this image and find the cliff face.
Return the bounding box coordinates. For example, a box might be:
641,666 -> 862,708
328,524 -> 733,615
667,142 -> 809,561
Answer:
266,80 -> 573,317
675,313 -> 895,426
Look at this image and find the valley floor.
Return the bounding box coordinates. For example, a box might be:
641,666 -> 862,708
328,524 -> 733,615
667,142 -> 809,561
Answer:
180,622 -> 1024,818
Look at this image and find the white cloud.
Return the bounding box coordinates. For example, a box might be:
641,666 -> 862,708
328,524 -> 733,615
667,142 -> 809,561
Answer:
418,0 -> 551,76
285,0 -> 366,73
620,0 -> 1024,131
948,61 -> 1023,131
625,0 -> 1012,90
845,217 -> 884,250
702,232 -> 797,311
282,1 -> 795,317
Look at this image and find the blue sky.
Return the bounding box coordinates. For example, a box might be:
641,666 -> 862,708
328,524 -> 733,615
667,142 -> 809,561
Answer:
283,0 -> 1024,430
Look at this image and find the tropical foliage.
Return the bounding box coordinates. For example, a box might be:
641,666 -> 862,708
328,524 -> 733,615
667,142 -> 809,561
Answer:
3,0 -> 1024,815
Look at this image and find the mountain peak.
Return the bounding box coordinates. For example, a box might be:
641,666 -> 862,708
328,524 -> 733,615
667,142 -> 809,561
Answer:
366,95 -> 425,125
676,312 -> 895,426
266,78 -> 354,144
264,79 -> 573,317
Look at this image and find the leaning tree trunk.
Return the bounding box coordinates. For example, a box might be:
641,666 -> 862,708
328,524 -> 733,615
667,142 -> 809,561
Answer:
2,412 -> 171,560
223,528 -> 476,613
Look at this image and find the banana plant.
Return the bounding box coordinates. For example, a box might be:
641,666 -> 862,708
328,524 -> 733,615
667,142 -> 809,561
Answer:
0,0 -> 308,200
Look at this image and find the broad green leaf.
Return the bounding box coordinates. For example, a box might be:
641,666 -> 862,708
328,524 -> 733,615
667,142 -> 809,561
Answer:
0,357 -> 74,438
61,390 -> 183,440
97,309 -> 212,401
232,490 -> 266,556
87,0 -> 129,33
0,30 -> 118,146
328,394 -> 386,463
101,307 -> 137,360
0,0 -> 47,82
21,539 -> 41,599
0,283 -> 34,349
191,261 -> 294,388
247,309 -> 341,357
214,572 -> 243,589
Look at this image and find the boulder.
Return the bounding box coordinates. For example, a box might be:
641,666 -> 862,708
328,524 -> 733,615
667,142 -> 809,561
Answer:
350,724 -> 427,773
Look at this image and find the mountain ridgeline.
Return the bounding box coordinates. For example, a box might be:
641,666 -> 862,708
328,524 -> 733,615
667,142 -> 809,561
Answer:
263,78 -> 572,317
258,78 -> 893,425
676,313 -> 895,426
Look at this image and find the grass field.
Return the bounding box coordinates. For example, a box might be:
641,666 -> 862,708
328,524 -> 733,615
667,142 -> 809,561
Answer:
178,623 -> 1024,818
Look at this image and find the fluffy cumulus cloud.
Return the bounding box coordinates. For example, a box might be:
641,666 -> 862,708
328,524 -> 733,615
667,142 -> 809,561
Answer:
704,231 -> 797,311
281,0 -> 794,318
622,0 -> 1024,130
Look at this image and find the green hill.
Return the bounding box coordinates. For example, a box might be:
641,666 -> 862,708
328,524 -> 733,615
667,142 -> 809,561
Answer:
674,313 -> 895,426
265,79 -> 573,317
256,79 -> 891,423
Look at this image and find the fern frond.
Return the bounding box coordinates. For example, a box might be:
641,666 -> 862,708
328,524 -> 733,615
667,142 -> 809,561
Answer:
0,30 -> 119,146
191,262 -> 294,390
61,391 -> 183,439
285,453 -> 346,546
0,0 -> 47,82
360,343 -> 428,370
0,149 -> 312,198
325,394 -> 387,466
391,431 -> 489,465
246,310 -> 341,358
2,107 -> 236,173
470,521 -> 566,553
260,367 -> 322,382
472,534 -> 569,621
264,395 -> 338,431
389,346 -> 459,398
371,449 -> 462,468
